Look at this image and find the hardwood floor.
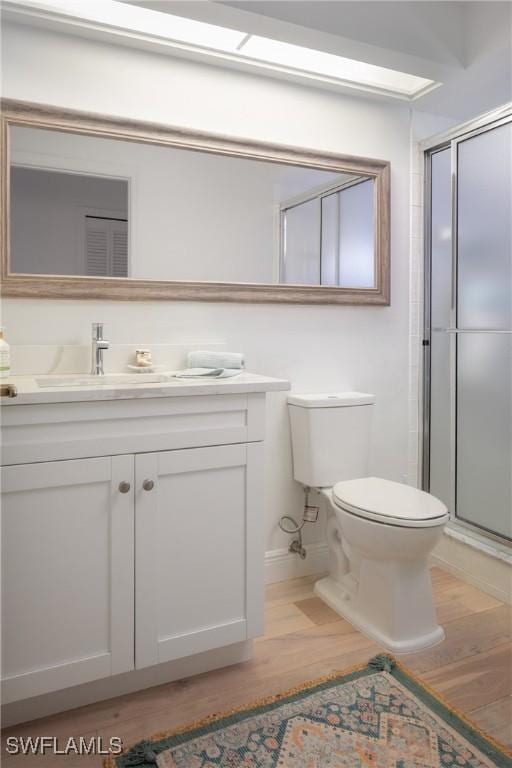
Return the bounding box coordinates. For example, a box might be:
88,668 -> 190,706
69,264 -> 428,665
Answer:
2,567 -> 511,766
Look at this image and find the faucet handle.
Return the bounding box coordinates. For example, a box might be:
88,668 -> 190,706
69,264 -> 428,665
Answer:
92,322 -> 105,340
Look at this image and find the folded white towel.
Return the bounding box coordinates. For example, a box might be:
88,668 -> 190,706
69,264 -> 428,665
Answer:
174,367 -> 242,379
187,351 -> 244,370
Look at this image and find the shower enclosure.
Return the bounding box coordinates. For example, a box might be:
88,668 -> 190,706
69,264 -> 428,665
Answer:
423,107 -> 511,546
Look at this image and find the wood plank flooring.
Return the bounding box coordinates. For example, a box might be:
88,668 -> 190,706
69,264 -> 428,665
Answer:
2,567 -> 511,766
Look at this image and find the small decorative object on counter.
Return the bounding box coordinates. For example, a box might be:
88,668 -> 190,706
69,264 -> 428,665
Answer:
135,349 -> 153,368
0,327 -> 10,378
0,383 -> 17,398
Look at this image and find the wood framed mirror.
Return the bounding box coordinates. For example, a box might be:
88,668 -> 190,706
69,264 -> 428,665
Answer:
1,100 -> 390,305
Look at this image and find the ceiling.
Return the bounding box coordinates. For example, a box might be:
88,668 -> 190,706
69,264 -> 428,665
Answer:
129,0 -> 512,120
5,0 -> 510,120
220,1 -> 467,67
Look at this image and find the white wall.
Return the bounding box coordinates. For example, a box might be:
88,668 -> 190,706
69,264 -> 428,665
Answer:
2,22 -> 414,557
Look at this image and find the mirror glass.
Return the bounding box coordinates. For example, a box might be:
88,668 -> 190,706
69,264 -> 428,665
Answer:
9,125 -> 375,287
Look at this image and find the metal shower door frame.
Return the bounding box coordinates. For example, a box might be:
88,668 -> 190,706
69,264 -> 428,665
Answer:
422,105 -> 512,547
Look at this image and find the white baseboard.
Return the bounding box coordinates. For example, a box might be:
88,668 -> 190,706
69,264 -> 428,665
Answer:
264,543 -> 329,584
430,552 -> 511,605
266,541 -> 512,604
430,526 -> 512,605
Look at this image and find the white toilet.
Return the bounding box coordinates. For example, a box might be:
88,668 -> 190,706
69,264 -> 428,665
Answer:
288,391 -> 449,654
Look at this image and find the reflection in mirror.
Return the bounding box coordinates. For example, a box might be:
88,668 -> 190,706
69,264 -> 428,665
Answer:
9,125 -> 375,287
11,166 -> 129,277
282,177 -> 375,287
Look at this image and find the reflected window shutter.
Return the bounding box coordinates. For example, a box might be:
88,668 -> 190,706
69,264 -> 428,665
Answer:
111,221 -> 128,277
85,217 -> 128,277
85,218 -> 109,276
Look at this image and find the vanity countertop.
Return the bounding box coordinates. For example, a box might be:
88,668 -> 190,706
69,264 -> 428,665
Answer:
1,372 -> 290,406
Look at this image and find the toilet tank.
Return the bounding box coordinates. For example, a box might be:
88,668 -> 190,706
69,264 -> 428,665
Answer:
288,392 -> 375,488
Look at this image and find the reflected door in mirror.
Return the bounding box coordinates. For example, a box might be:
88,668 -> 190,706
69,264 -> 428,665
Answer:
10,164 -> 128,277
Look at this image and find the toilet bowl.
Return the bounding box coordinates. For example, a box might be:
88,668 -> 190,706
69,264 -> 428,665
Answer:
288,392 -> 449,654
316,477 -> 448,653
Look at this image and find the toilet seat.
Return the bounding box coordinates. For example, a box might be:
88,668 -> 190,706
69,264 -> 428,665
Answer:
332,477 -> 448,528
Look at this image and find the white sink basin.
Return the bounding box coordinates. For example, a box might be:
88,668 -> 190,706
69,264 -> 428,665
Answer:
36,373 -> 173,388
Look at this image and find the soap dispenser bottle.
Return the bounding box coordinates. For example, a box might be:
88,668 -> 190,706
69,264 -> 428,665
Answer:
0,327 -> 10,378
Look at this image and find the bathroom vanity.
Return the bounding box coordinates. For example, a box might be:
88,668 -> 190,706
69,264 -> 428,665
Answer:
0,373 -> 289,723
0,98 -> 390,725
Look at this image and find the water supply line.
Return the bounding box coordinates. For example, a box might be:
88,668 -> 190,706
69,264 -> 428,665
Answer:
278,486 -> 319,559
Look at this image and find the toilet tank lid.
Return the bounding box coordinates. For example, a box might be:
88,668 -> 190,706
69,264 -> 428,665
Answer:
288,391 -> 375,408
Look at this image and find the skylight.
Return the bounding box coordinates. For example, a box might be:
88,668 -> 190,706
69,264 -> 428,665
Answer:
237,36 -> 434,97
9,0 -> 438,99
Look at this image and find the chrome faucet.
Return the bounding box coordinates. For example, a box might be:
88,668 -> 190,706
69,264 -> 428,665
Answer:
91,322 -> 109,375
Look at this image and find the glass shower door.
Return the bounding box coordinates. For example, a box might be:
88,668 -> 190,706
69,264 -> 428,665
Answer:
456,121 -> 512,540
426,116 -> 512,544
428,147 -> 455,514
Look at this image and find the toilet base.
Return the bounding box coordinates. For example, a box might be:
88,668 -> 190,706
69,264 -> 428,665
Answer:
314,575 -> 445,655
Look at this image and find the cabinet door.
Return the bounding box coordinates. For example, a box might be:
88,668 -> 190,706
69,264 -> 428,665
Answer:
135,443 -> 264,669
1,455 -> 134,703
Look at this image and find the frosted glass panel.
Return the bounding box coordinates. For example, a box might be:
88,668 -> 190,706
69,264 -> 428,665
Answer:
282,199 -> 320,284
428,148 -> 454,512
429,330 -> 454,512
427,120 -> 512,543
281,176 -> 376,287
320,193 -> 338,285
339,180 -> 375,288
430,148 -> 452,329
457,334 -> 512,539
458,122 -> 512,330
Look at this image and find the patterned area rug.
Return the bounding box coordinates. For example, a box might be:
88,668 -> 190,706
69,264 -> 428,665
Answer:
107,655 -> 512,768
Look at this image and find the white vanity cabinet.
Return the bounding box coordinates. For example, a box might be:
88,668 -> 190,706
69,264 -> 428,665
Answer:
135,443 -> 263,669
1,455 -> 135,703
0,383 -> 285,710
